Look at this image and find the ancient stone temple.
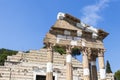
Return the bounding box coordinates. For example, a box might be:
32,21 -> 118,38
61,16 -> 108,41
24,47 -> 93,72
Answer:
0,12 -> 114,80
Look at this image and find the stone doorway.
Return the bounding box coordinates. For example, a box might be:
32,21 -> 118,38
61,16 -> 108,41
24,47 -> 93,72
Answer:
36,75 -> 55,80
36,75 -> 46,80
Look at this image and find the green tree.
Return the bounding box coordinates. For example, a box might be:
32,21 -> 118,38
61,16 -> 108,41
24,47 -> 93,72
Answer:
114,70 -> 120,80
0,48 -> 18,65
106,60 -> 112,73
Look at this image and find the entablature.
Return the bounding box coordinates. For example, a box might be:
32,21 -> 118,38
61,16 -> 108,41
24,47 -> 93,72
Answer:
44,12 -> 108,50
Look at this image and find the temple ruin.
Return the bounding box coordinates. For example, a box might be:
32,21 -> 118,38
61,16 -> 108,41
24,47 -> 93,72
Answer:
0,12 -> 114,80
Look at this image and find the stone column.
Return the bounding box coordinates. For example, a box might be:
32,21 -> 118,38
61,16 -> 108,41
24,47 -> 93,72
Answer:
46,44 -> 53,80
90,58 -> 98,80
66,46 -> 73,80
98,49 -> 106,80
82,48 -> 90,80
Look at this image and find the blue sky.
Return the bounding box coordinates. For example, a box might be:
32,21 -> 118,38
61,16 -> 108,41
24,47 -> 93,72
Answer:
0,0 -> 120,72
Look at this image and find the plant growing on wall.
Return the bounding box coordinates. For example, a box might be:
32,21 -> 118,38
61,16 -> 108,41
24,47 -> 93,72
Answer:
53,45 -> 66,55
53,45 -> 81,56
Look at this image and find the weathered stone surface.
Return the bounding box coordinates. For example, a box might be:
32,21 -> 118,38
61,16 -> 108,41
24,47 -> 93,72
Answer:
0,12 -> 113,80
0,48 -> 114,80
0,49 -> 84,80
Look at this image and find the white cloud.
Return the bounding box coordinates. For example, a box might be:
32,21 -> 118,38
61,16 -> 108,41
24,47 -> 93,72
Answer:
81,0 -> 110,26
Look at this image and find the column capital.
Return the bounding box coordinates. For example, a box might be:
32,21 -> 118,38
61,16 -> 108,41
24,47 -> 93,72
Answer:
98,49 -> 105,57
66,45 -> 72,54
90,54 -> 96,61
46,43 -> 56,52
46,42 -> 55,48
81,47 -> 91,56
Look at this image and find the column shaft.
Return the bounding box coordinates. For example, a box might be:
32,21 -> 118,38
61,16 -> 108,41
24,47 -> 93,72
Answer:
46,72 -> 53,80
82,48 -> 91,80
66,54 -> 73,80
46,48 -> 53,80
82,51 -> 90,80
98,49 -> 106,80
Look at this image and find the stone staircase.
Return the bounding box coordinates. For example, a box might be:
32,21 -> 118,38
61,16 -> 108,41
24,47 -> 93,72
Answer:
0,48 -> 83,80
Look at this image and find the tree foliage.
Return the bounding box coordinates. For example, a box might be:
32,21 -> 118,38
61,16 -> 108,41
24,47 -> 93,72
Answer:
0,48 -> 18,65
114,70 -> 120,80
106,60 -> 112,73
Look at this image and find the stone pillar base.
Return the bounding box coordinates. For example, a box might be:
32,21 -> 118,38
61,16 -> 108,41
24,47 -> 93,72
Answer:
83,76 -> 90,80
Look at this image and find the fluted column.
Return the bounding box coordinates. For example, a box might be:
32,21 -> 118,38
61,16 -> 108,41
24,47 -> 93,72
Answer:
46,44 -> 53,80
98,49 -> 106,80
66,46 -> 73,80
82,48 -> 90,80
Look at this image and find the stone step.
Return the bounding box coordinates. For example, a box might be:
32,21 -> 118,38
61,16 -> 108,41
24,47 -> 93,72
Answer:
21,62 -> 46,67
29,49 -> 48,53
58,76 -> 66,80
0,78 -> 10,80
39,49 -> 48,52
26,60 -> 47,64
0,66 -> 10,70
9,76 -> 33,79
26,56 -> 47,59
26,53 -> 47,56
10,73 -> 33,77
53,58 -> 65,61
